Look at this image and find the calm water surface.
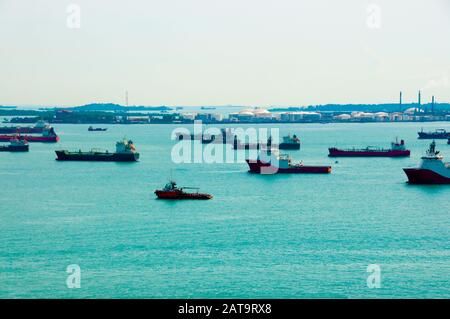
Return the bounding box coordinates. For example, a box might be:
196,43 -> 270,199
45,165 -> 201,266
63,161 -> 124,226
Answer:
0,122 -> 449,298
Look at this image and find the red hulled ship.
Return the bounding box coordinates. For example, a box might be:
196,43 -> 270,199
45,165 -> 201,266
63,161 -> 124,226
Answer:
0,127 -> 59,143
328,139 -> 410,157
246,151 -> 331,174
0,120 -> 50,134
154,181 -> 213,199
403,141 -> 450,184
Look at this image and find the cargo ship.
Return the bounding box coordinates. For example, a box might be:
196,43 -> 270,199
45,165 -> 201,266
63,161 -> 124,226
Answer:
154,180 -> 213,199
88,126 -> 107,131
279,134 -> 301,150
55,139 -> 139,162
0,139 -> 29,152
328,139 -> 410,157
0,120 -> 50,134
246,151 -> 331,174
417,128 -> 449,139
0,127 -> 59,143
403,141 -> 450,184
234,134 -> 300,150
177,129 -> 235,144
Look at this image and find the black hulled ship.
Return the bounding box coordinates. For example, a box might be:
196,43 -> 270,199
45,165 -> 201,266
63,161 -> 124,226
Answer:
0,139 -> 29,152
55,139 -> 139,162
417,128 -> 449,139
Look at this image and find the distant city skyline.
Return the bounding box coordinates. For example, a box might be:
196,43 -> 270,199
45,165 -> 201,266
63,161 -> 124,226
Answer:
0,0 -> 449,106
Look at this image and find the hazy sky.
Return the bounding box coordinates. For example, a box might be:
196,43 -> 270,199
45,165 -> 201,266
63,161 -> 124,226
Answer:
0,0 -> 449,106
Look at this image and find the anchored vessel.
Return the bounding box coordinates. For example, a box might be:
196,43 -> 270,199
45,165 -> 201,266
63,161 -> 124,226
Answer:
234,134 -> 301,150
0,139 -> 29,152
177,129 -> 235,144
0,127 -> 59,143
55,139 -> 139,162
154,181 -> 213,199
403,141 -> 450,184
418,128 -> 449,139
246,151 -> 331,174
88,126 -> 107,131
328,139 -> 410,157
0,120 -> 50,134
279,134 -> 301,150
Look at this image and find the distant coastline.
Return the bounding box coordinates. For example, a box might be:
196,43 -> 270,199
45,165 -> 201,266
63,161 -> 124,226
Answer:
44,103 -> 172,112
270,103 -> 450,113
1,102 -> 450,125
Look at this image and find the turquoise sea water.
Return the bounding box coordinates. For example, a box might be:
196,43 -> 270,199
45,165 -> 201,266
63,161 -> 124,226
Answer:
0,122 -> 449,298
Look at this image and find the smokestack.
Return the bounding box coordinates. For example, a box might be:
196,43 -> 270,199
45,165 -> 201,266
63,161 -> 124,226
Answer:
432,95 -> 435,114
417,90 -> 421,114
399,91 -> 402,112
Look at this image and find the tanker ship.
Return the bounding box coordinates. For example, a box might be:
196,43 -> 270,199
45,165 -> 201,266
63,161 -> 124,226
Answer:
403,141 -> 450,184
417,128 -> 449,139
328,139 -> 410,157
0,127 -> 59,143
0,139 -> 29,152
234,134 -> 300,150
88,126 -> 107,132
0,120 -> 50,134
246,151 -> 331,174
278,134 -> 301,150
55,139 -> 139,162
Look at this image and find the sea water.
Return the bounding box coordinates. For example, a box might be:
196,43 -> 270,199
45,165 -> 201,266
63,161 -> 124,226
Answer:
0,122 -> 449,298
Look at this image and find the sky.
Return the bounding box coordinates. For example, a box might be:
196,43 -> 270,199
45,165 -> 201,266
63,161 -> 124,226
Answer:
0,0 -> 449,107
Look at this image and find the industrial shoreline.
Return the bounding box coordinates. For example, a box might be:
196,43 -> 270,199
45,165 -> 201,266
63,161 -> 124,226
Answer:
2,92 -> 450,125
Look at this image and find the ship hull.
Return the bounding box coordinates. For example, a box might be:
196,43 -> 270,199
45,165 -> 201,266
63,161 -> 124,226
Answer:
234,143 -> 300,150
403,168 -> 450,184
246,160 -> 331,174
328,148 -> 410,157
0,145 -> 29,152
279,143 -> 300,150
55,151 -> 139,162
154,190 -> 212,200
0,135 -> 59,143
418,132 -> 449,139
0,127 -> 44,134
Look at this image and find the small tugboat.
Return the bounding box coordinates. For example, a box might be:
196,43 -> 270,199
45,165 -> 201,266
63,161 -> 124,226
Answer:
0,127 -> 59,143
246,151 -> 331,174
55,139 -> 139,162
0,120 -> 50,134
0,139 -> 29,152
88,126 -> 107,131
403,141 -> 450,184
417,128 -> 449,139
328,139 -> 410,157
154,180 -> 213,200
